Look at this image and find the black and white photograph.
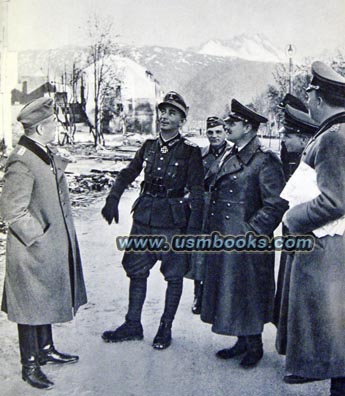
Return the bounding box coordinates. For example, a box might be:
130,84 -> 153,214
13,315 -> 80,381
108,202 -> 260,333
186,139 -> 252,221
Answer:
1,1 -> 345,395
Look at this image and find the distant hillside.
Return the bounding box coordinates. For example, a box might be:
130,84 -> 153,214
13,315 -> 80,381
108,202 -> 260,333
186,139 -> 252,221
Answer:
17,41 -> 280,122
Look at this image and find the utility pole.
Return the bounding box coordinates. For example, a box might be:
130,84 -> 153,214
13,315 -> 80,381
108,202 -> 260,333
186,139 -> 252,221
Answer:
286,44 -> 295,95
0,0 -> 13,151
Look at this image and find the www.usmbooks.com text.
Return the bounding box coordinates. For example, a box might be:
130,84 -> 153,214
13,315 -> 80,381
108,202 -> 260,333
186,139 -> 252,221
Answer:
115,231 -> 314,253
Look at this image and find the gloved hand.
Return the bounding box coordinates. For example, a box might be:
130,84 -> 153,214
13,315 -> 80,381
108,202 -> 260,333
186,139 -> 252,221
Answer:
101,196 -> 119,224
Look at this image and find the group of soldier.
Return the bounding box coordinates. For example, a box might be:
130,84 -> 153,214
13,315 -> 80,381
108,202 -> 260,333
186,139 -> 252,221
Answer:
1,60 -> 345,396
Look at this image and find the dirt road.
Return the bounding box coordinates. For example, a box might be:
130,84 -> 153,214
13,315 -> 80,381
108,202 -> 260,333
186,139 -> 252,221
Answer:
0,191 -> 329,396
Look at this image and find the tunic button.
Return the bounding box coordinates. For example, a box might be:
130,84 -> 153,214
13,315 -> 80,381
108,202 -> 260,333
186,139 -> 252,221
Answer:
227,203 -> 231,207
157,167 -> 161,170
233,176 -> 237,180
229,190 -> 233,193
179,200 -> 183,204
212,200 -> 216,204
160,157 -> 164,160
211,213 -> 214,216
225,215 -> 230,220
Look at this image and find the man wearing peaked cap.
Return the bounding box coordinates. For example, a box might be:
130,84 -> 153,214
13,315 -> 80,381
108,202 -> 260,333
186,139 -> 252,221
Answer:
277,93 -> 308,113
277,94 -> 309,173
273,104 -> 318,352
201,98 -> 288,368
279,104 -> 319,181
307,60 -> 345,103
278,61 -> 345,395
0,97 -> 87,389
186,116 -> 231,315
224,98 -> 268,128
101,90 -> 204,350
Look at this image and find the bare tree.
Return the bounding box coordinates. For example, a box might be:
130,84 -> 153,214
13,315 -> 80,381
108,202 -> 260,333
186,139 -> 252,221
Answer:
86,15 -> 120,146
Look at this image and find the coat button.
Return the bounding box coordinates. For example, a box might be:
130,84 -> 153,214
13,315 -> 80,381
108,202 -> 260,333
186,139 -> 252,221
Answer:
179,200 -> 183,204
211,213 -> 214,216
160,157 -> 164,160
212,200 -> 216,204
225,215 -> 230,219
229,190 -> 233,193
233,176 -> 237,180
227,203 -> 231,207
157,167 -> 161,170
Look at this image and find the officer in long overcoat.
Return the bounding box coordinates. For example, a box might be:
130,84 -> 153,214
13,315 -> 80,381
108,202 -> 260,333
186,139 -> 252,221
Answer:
0,97 -> 87,389
186,116 -> 231,314
273,104 -> 319,328
101,91 -> 204,350
201,99 -> 288,367
277,62 -> 345,396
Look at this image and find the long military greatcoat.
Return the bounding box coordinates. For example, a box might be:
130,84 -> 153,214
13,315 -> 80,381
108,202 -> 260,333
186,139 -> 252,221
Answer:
276,112 -> 345,379
0,136 -> 87,325
201,136 -> 287,336
185,141 -> 232,281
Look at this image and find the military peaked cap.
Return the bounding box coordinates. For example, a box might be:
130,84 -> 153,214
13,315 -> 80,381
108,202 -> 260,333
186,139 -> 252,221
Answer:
306,61 -> 345,99
278,93 -> 308,113
17,97 -> 55,129
224,99 -> 268,128
283,104 -> 319,135
158,91 -> 189,118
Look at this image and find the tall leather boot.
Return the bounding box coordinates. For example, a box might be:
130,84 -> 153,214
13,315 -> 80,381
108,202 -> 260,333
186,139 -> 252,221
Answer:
37,324 -> 79,365
240,334 -> 263,367
153,278 -> 183,350
102,277 -> 146,342
192,280 -> 203,314
18,324 -> 54,389
331,377 -> 345,396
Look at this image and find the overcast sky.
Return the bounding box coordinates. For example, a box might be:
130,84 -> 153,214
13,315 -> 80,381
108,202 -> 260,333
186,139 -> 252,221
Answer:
7,0 -> 345,58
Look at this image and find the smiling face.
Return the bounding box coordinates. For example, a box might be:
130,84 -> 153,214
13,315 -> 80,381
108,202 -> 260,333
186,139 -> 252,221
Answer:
206,125 -> 227,148
225,120 -> 248,143
159,104 -> 185,134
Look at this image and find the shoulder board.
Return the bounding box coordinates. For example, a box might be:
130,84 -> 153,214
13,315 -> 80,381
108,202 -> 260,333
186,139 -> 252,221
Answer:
17,146 -> 27,156
144,136 -> 158,143
183,138 -> 198,147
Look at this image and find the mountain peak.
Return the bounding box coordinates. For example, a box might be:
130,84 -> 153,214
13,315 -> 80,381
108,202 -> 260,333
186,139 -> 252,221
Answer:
196,34 -> 285,63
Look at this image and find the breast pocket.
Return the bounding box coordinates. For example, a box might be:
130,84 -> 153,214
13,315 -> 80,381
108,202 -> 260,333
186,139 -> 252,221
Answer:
167,159 -> 187,180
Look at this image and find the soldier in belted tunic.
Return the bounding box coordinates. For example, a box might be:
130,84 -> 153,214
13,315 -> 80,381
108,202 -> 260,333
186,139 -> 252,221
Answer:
101,91 -> 204,350
277,62 -> 345,395
186,116 -> 231,314
201,99 -> 288,367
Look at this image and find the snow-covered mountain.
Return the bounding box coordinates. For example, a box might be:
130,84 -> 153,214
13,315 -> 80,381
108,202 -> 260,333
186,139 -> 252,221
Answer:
16,42 -> 279,122
196,34 -> 286,63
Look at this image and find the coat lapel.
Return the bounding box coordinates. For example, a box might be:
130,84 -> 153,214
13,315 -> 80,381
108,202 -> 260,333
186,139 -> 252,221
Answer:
215,137 -> 261,181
